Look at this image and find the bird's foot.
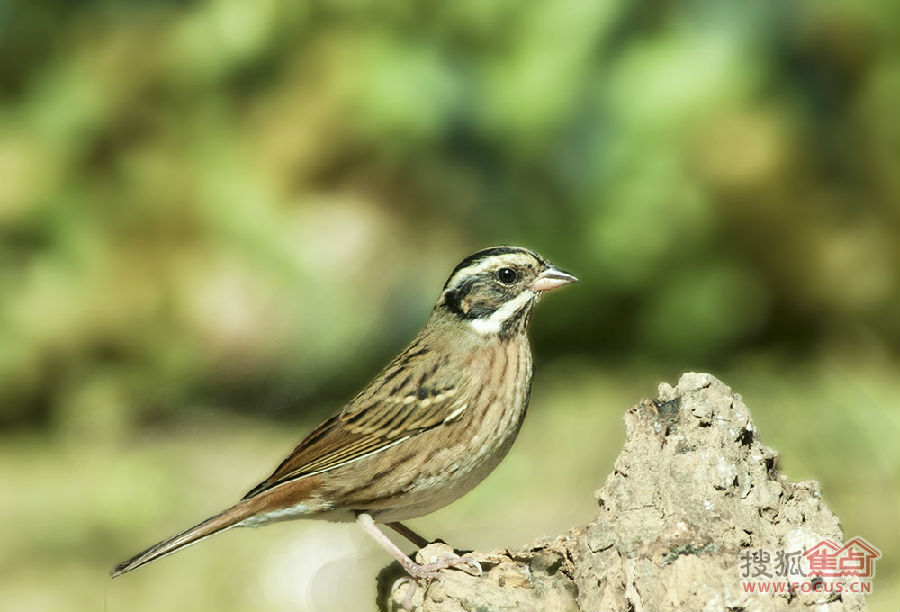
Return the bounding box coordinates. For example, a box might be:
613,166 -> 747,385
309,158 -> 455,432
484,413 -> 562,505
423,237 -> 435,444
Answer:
402,552 -> 482,579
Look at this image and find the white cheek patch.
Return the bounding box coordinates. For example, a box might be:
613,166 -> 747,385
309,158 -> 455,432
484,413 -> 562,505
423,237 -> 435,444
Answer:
469,291 -> 535,335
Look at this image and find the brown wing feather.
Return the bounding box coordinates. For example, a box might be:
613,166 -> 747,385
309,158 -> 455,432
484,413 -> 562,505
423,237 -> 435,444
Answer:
243,340 -> 466,500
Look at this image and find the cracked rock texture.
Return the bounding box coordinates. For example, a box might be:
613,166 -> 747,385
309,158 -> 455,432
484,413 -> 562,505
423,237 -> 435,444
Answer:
383,373 -> 866,612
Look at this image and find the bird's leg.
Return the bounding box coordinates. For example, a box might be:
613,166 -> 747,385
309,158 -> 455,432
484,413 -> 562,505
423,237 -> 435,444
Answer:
356,513 -> 481,579
386,522 -> 430,548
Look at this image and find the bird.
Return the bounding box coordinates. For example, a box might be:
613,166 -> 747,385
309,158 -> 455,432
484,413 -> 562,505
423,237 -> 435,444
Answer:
110,245 -> 577,580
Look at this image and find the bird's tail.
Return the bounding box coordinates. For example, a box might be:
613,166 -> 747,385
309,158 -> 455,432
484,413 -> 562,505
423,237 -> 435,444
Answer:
110,502 -> 254,578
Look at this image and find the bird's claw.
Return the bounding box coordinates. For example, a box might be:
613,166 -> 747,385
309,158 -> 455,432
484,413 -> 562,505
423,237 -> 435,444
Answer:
405,553 -> 481,579
456,555 -> 482,576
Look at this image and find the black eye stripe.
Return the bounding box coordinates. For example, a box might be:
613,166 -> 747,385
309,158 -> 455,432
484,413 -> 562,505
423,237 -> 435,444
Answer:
443,277 -> 501,320
443,277 -> 478,318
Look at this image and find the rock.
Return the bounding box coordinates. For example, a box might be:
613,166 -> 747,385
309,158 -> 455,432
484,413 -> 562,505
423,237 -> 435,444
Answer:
383,373 -> 866,612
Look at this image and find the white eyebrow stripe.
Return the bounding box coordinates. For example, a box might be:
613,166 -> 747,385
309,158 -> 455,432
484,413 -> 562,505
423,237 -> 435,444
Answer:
469,290 -> 535,335
445,253 -> 536,292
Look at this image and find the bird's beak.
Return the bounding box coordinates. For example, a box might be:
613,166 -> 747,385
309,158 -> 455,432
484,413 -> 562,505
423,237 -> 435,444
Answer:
532,267 -> 579,292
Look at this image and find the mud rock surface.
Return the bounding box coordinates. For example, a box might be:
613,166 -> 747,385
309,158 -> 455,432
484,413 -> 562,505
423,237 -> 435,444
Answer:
382,373 -> 866,612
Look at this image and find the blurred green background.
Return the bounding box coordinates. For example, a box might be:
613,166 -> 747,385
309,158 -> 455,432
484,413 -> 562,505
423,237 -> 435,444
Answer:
0,0 -> 897,610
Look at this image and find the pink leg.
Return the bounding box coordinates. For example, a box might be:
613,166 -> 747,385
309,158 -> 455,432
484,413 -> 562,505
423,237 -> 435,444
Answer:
356,513 -> 481,579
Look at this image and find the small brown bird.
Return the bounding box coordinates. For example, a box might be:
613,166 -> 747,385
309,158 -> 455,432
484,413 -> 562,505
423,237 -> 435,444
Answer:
111,246 -> 577,579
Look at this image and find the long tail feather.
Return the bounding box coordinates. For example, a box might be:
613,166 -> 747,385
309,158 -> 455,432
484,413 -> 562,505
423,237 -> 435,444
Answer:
110,503 -> 253,577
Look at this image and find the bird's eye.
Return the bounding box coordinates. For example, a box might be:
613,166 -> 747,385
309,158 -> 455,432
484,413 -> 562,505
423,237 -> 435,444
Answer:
497,267 -> 518,284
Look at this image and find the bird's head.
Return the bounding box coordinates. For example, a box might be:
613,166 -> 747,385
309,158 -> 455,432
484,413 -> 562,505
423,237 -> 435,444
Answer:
437,246 -> 577,338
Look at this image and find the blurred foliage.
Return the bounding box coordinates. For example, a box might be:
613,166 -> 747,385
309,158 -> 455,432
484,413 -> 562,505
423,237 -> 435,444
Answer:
1,0 -> 897,430
0,0 -> 897,610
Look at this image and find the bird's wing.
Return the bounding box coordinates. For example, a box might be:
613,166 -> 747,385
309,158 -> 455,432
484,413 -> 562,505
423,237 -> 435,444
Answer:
242,345 -> 466,499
